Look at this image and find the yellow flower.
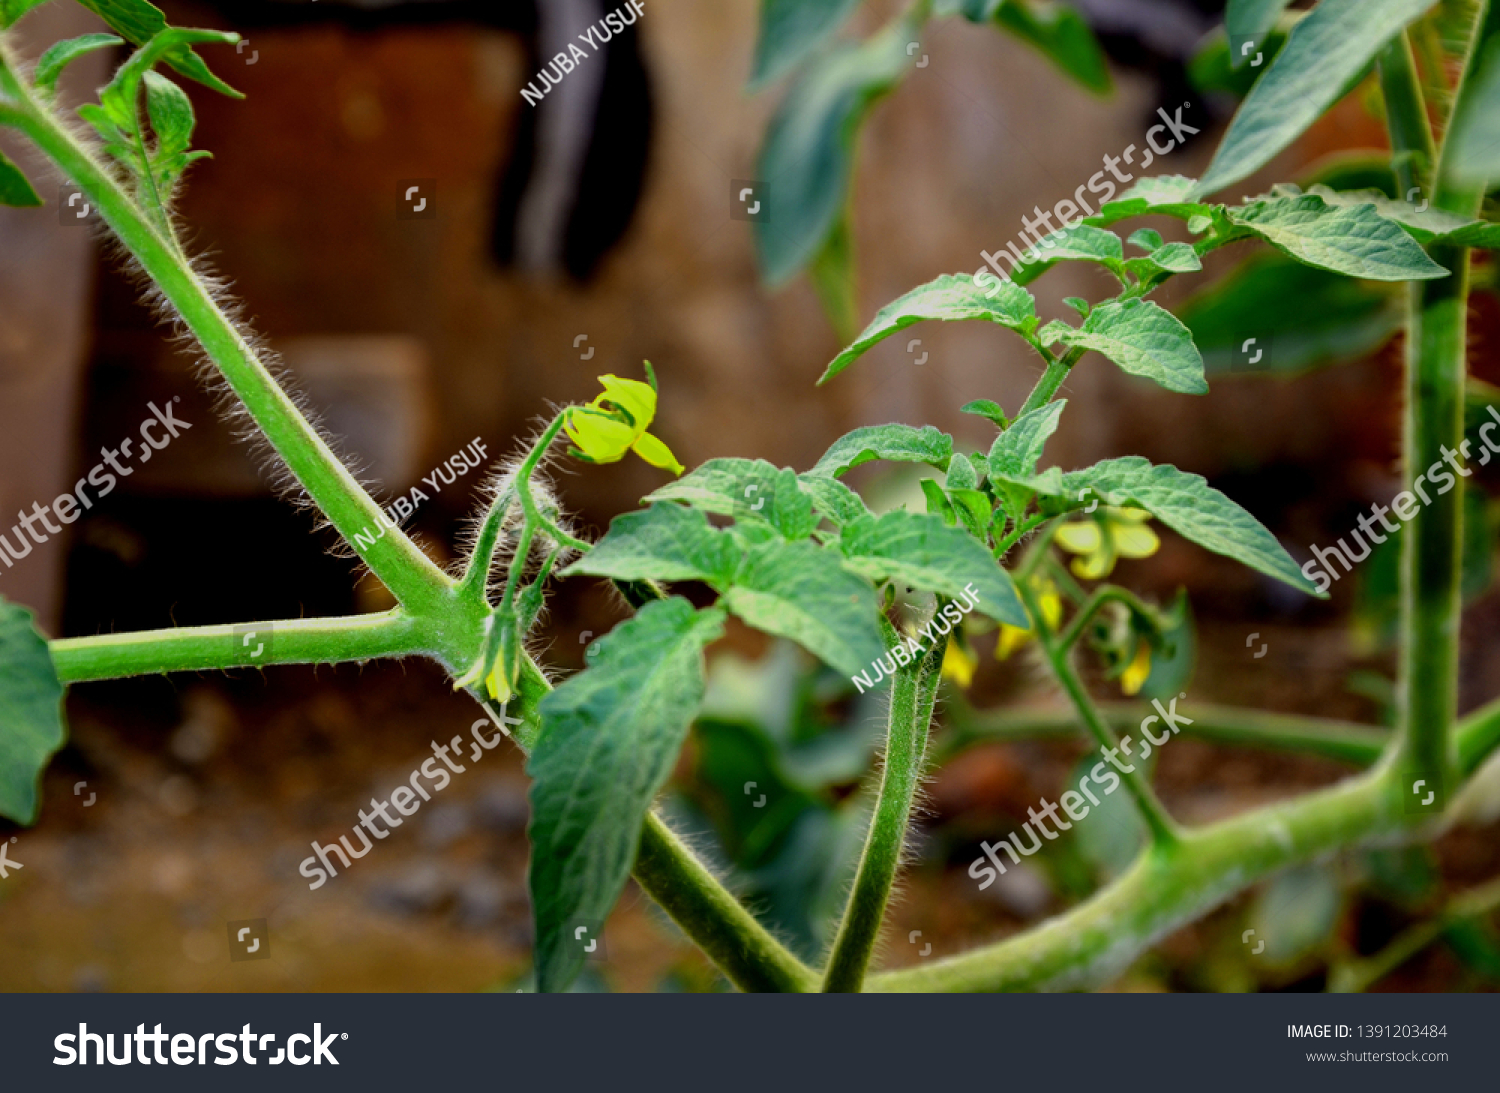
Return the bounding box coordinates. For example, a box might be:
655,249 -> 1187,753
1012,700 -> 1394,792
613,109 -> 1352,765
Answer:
941,636 -> 978,688
995,577 -> 1063,660
564,364 -> 684,475
1119,641 -> 1152,696
1055,507 -> 1159,580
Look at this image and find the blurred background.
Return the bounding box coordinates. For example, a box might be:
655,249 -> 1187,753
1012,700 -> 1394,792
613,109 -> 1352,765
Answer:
2,0 -> 1500,992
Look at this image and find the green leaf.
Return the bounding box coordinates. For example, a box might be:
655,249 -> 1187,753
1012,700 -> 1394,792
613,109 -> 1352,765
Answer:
956,0 -> 1110,95
1127,229 -> 1164,252
947,487 -> 994,543
1195,0 -> 1440,198
1227,192 -> 1450,280
529,598 -> 726,992
646,458 -> 817,540
1448,35 -> 1500,185
33,33 -> 123,95
988,401 -> 1065,480
1177,251 -> 1402,375
1144,242 -> 1203,273
945,452 -> 979,491
1225,0 -> 1295,63
1085,175 -> 1215,228
920,478 -> 958,525
838,510 -> 1027,626
1300,184 -> 1500,249
1039,298 -> 1208,395
960,399 -> 1009,428
1057,457 -> 1323,596
754,17 -> 914,285
819,273 -> 1036,384
143,70 -> 194,156
808,213 -> 860,343
0,149 -> 42,208
72,0 -> 242,97
1246,865 -> 1342,965
795,473 -> 872,528
0,0 -> 46,29
808,423 -> 955,478
749,0 -> 863,89
1004,223 -> 1126,287
0,598 -> 67,824
724,540 -> 884,676
561,504 -> 738,588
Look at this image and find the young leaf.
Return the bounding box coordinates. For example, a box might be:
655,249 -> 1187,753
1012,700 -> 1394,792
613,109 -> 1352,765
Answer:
988,401 -> 1065,481
947,487 -> 995,544
646,458 -> 817,539
960,399 -> 1009,428
945,452 -> 979,492
1144,242 -> 1203,272
1177,251 -> 1402,375
72,0 -> 242,97
724,539 -> 884,676
144,71 -> 194,156
561,504 -> 738,588
1085,175 -> 1215,228
795,473 -> 872,528
1039,298 -> 1208,395
1059,456 -> 1323,596
33,33 -> 123,96
838,510 -> 1028,626
1227,193 -> 1449,280
920,479 -> 958,526
749,0 -> 863,90
1126,228 -> 1164,252
0,149 -> 42,208
1195,0 -> 1440,198
528,598 -> 726,993
754,17 -> 915,285
0,598 -> 67,824
1005,223 -> 1126,287
808,423 -> 955,478
818,273 -> 1036,384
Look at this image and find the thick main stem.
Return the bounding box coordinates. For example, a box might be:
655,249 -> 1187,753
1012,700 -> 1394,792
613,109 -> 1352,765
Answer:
11,91 -> 452,616
822,639 -> 943,992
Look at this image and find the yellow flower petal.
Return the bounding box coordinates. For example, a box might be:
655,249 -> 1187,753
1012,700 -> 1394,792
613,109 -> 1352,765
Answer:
996,623 -> 1032,660
941,639 -> 978,688
1114,523 -> 1160,559
1070,547 -> 1114,581
1115,507 -> 1151,523
594,375 -> 657,430
1120,642 -> 1152,696
565,407 -> 637,463
485,661 -> 514,703
1055,522 -> 1101,554
630,430 -> 685,476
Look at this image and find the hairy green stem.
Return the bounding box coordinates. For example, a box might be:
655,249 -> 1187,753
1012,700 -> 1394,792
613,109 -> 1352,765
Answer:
941,699 -> 1389,768
1020,579 -> 1181,847
635,813 -> 818,992
869,765 -> 1402,991
1377,33 -> 1437,199
823,638 -> 943,992
49,611 -> 433,682
9,89 -> 452,616
1018,347 -> 1085,418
